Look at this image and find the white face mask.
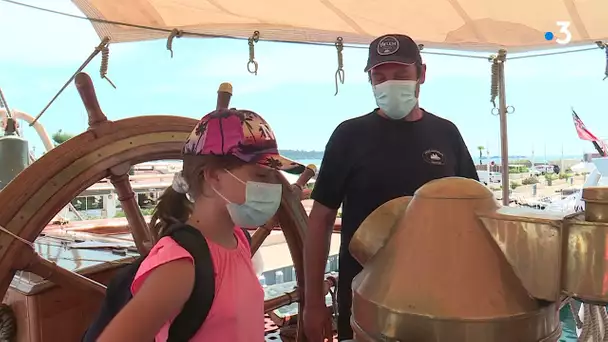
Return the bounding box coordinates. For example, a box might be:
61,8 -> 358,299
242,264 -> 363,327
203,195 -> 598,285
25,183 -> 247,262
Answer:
214,170 -> 282,228
372,80 -> 418,120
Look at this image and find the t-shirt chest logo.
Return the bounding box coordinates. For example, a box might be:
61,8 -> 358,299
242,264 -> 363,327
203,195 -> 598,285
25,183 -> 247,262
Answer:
422,149 -> 445,165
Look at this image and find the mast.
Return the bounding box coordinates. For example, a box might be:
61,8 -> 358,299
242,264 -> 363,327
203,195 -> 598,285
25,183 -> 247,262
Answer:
486,142 -> 490,172
561,144 -> 564,173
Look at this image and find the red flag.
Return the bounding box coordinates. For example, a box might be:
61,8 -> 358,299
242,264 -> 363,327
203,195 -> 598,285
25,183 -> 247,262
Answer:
572,109 -> 607,156
572,110 -> 600,141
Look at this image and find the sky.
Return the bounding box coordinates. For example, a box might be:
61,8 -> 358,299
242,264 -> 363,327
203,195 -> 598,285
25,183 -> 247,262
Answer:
0,0 -> 607,159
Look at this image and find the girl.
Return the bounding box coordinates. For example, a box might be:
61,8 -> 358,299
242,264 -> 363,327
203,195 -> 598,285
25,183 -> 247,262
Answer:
97,109 -> 304,342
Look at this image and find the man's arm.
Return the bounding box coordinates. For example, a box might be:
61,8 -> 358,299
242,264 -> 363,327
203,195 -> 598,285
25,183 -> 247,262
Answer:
453,127 -> 479,181
304,124 -> 350,308
305,203 -> 339,307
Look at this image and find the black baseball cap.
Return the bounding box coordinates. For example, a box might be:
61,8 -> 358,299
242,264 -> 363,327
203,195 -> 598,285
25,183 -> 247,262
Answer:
364,34 -> 423,72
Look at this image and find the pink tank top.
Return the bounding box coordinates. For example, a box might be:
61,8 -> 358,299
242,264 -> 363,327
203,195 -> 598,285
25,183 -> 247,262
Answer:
130,227 -> 265,341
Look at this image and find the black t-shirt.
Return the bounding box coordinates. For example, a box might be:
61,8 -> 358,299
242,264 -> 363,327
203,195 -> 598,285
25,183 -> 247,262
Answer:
311,109 -> 479,266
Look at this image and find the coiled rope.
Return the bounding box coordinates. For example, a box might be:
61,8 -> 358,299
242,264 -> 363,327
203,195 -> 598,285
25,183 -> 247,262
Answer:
575,302 -> 608,342
100,44 -> 116,88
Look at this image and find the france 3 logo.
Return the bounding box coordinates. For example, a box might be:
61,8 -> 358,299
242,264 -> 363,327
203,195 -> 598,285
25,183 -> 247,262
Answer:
544,21 -> 572,45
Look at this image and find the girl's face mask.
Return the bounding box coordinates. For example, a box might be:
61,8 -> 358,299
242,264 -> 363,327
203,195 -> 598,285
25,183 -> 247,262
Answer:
213,170 -> 282,228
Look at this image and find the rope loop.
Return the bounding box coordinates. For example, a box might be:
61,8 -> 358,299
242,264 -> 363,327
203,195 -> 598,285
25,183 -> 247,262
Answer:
247,31 -> 260,75
334,37 -> 345,96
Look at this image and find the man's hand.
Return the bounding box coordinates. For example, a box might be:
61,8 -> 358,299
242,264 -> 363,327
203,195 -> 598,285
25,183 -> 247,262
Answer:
303,304 -> 333,341
304,202 -> 339,341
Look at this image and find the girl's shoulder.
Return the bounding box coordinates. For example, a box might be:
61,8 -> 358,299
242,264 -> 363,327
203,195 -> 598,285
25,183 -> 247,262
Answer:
144,236 -> 194,268
131,236 -> 194,294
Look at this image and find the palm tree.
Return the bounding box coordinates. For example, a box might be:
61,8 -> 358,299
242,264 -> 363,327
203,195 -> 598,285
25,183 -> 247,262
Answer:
477,146 -> 485,165
51,129 -> 75,145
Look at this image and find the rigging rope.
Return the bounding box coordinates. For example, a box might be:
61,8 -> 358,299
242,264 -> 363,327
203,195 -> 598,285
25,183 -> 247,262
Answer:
29,38 -> 110,126
570,300 -> 584,329
572,302 -> 608,342
0,224 -> 35,247
597,41 -> 608,80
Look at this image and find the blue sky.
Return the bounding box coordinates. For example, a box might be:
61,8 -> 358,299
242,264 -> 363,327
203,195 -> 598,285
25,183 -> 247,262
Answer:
1,0 -> 606,158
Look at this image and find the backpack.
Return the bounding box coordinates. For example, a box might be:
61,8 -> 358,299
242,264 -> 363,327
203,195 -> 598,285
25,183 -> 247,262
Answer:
83,224 -> 252,342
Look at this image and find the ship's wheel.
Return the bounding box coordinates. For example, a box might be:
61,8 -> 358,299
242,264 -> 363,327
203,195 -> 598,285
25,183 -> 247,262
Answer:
0,73 -> 333,342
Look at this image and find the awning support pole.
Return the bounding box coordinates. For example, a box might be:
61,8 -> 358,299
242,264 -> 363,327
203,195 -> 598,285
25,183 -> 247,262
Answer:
490,49 -> 510,206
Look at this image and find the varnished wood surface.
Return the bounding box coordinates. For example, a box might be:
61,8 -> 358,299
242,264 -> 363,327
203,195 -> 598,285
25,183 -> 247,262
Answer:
4,267 -> 118,342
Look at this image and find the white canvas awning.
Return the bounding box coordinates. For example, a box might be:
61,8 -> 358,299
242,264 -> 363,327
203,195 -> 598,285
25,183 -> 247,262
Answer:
71,0 -> 608,52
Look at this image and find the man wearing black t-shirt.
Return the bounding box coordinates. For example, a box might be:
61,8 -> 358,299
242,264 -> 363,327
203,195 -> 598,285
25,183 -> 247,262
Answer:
302,34 -> 479,341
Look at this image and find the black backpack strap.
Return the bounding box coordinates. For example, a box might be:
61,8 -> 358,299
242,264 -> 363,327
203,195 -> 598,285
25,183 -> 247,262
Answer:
164,225 -> 215,342
241,227 -> 252,248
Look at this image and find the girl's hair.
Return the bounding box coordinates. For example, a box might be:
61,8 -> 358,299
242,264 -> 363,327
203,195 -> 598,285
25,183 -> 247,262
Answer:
149,155 -> 246,239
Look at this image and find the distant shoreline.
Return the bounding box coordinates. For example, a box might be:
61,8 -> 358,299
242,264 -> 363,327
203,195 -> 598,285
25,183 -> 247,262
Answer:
280,149 -> 585,164
279,150 -> 324,160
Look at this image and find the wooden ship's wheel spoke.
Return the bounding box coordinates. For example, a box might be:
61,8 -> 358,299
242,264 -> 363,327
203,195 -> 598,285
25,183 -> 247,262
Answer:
108,164 -> 155,253
14,246 -> 107,295
0,72 -> 336,342
251,221 -> 278,256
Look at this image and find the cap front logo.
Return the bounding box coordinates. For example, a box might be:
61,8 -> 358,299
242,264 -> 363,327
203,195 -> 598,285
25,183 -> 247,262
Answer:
377,36 -> 400,56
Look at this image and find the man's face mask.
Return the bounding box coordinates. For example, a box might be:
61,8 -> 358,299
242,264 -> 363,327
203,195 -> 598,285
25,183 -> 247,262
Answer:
372,80 -> 418,120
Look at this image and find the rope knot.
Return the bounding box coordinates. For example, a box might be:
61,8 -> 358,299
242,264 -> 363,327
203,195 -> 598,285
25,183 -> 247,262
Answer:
99,37 -> 116,89
334,37 -> 345,96
167,29 -> 184,58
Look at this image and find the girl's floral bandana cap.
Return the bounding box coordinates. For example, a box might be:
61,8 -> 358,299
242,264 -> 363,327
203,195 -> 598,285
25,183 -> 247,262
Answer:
183,109 -> 305,174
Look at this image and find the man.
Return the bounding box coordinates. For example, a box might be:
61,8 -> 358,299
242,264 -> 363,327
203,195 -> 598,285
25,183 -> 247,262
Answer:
302,34 -> 479,341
